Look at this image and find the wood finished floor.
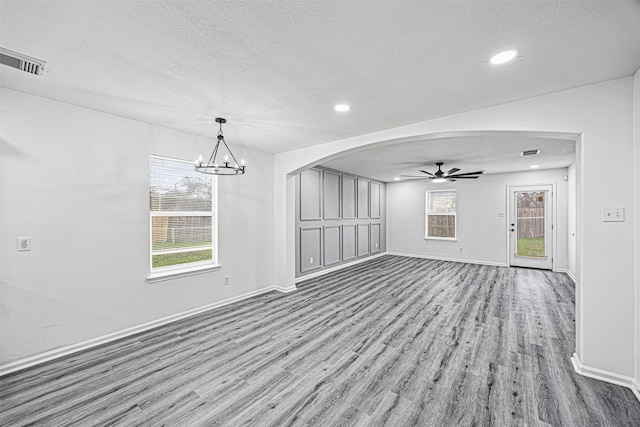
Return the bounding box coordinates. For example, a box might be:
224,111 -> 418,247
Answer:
1,255 -> 639,426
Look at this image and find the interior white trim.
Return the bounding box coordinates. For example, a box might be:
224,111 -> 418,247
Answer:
295,252 -> 387,283
633,379 -> 640,402
0,284 -> 296,377
506,183 -> 557,270
556,268 -> 576,283
146,263 -> 222,283
386,251 -> 508,267
571,353 -> 639,402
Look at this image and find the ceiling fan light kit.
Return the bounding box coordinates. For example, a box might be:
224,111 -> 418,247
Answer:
401,162 -> 483,183
195,118 -> 246,176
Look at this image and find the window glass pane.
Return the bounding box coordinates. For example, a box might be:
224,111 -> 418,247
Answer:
152,216 -> 212,253
152,249 -> 213,269
150,156 -> 216,272
428,190 -> 456,214
427,215 -> 456,238
516,191 -> 546,258
150,157 -> 212,212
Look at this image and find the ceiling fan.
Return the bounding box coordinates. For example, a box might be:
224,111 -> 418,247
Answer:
401,162 -> 483,183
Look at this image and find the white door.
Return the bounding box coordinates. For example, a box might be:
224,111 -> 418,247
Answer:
508,185 -> 553,270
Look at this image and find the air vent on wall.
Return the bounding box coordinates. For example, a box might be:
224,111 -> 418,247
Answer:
520,149 -> 541,157
0,47 -> 46,76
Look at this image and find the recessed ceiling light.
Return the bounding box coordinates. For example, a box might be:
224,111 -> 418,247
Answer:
490,49 -> 518,65
530,165 -> 540,169
394,177 -> 400,181
334,104 -> 350,112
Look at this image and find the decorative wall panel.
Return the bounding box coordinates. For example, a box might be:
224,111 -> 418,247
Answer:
323,171 -> 341,220
371,223 -> 381,253
358,224 -> 370,256
371,182 -> 380,219
357,179 -> 370,218
300,227 -> 322,272
300,168 -> 322,220
342,225 -> 357,261
296,167 -> 386,277
324,226 -> 341,266
342,175 -> 357,219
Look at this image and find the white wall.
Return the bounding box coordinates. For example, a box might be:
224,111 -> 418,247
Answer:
633,67 -> 640,394
274,77 -> 636,380
387,168 -> 569,270
567,162 -> 577,278
0,88 -> 274,364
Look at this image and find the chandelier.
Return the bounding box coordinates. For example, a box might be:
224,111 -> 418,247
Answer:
195,117 -> 246,175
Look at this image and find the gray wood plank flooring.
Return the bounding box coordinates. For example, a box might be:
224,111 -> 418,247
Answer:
1,255 -> 639,426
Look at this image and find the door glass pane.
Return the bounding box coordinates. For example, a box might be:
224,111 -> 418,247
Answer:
516,191 -> 546,258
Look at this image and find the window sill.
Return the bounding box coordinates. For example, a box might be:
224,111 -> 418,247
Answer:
424,237 -> 458,241
147,263 -> 221,283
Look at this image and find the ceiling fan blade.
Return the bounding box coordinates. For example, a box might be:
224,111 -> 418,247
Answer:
446,168 -> 460,175
449,171 -> 483,177
418,170 -> 435,177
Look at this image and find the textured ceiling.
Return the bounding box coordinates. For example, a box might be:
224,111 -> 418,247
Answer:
1,1 -> 639,158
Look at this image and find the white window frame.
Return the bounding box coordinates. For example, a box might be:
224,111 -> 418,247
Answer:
147,155 -> 220,283
425,189 -> 457,241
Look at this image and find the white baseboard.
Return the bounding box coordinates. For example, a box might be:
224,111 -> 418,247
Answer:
0,284 -> 297,377
556,269 -> 576,282
295,252 -> 388,283
571,353 -> 639,402
386,251 -> 508,268
633,379 -> 640,402
271,284 -> 298,293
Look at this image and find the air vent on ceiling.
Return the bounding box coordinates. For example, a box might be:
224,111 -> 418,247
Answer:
0,47 -> 46,76
520,149 -> 541,157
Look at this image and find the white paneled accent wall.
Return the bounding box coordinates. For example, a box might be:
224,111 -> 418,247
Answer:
295,167 -> 386,277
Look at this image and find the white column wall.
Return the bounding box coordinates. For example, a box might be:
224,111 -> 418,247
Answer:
633,67 -> 640,394
274,77 -> 635,378
567,162 -> 577,278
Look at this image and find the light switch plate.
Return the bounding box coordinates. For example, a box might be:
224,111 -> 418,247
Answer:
602,207 -> 624,222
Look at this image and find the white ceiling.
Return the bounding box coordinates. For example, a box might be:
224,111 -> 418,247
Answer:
321,132 -> 577,182
1,1 -> 639,176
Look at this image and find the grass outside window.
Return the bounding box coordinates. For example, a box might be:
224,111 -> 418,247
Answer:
516,238 -> 545,258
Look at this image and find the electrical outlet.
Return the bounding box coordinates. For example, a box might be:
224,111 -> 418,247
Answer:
459,247 -> 463,252
223,276 -> 229,286
309,257 -> 314,264
375,243 -> 379,249
17,237 -> 31,252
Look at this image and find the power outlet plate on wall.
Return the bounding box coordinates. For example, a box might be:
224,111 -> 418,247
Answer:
17,237 -> 31,251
